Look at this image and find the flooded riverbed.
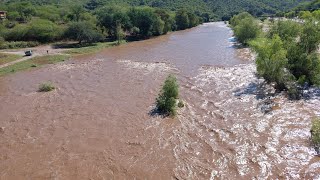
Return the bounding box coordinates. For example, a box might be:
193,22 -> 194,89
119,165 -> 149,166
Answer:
0,22 -> 319,179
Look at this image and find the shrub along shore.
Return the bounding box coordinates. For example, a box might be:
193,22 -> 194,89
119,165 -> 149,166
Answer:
230,11 -> 320,153
230,12 -> 320,99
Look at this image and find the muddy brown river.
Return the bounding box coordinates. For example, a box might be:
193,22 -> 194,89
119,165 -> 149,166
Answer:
0,22 -> 319,179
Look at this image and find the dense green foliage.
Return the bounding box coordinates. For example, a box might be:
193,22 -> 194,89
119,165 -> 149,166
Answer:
231,12 -> 320,98
250,35 -> 289,89
282,0 -> 320,18
156,75 -> 179,117
0,1 -> 204,48
0,0 -> 311,49
230,12 -> 262,45
64,21 -> 103,43
4,19 -> 63,42
0,0 -> 309,22
292,0 -> 320,12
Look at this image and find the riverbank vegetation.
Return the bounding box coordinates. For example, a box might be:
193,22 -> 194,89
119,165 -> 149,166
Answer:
0,1 -> 205,50
0,53 -> 22,65
282,0 -> 320,18
311,118 -> 320,153
231,11 -> 320,99
59,41 -> 120,55
0,0 -> 309,49
0,55 -> 69,76
39,82 -> 56,92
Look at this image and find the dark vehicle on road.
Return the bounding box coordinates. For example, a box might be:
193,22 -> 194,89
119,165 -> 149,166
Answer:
25,50 -> 33,56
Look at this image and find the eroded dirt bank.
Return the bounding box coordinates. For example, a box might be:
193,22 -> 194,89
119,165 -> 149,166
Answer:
0,22 -> 319,179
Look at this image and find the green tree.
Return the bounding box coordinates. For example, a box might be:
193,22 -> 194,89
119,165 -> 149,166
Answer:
233,17 -> 261,45
268,20 -> 301,44
299,20 -> 320,54
97,6 -> 131,37
155,9 -> 175,34
65,21 -> 103,44
175,9 -> 189,30
156,75 -> 179,117
128,7 -> 158,37
68,5 -> 86,22
187,11 -> 199,28
3,24 -> 29,41
287,44 -> 320,86
7,2 -> 36,22
85,0 -> 103,10
250,35 -> 288,89
115,21 -> 126,44
312,9 -> 320,20
152,16 -> 165,36
229,12 -> 253,27
26,19 -> 63,43
299,11 -> 313,20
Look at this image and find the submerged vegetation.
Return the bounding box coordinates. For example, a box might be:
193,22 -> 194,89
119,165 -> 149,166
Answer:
231,11 -> 320,99
156,75 -> 180,117
39,82 -> 55,92
311,118 -> 320,153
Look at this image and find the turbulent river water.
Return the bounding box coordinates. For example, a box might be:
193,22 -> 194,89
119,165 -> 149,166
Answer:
0,22 -> 319,179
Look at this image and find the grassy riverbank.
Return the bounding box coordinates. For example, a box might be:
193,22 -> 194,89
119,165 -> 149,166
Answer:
61,41 -> 123,55
0,40 -> 125,76
0,53 -> 23,65
0,55 -> 69,76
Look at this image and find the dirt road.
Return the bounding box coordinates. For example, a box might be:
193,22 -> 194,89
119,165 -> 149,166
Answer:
0,45 -> 69,68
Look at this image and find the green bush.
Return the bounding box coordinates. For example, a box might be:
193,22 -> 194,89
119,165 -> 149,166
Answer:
0,41 -> 39,49
39,82 -> 55,92
175,8 -> 200,30
311,118 -> 320,151
4,19 -> 62,43
250,35 -> 288,89
268,20 -> 302,43
26,19 -> 63,42
286,20 -> 320,86
233,17 -> 261,45
229,12 -> 253,27
4,24 -> 29,41
64,21 -> 103,44
156,75 -> 179,117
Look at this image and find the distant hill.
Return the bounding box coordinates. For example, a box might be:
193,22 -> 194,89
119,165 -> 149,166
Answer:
0,0 -> 311,20
292,0 -> 320,11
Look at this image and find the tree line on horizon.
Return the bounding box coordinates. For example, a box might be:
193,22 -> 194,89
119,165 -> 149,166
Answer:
0,1 -> 204,49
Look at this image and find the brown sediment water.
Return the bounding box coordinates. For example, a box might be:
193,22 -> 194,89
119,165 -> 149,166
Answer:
0,22 -> 319,179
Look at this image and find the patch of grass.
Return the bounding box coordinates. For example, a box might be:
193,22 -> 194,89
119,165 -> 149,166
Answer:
0,55 -> 69,76
311,118 -> 320,152
0,53 -> 22,65
38,82 -> 55,92
62,41 -> 123,55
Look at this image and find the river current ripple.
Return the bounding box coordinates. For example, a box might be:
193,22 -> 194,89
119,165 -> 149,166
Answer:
0,22 -> 319,179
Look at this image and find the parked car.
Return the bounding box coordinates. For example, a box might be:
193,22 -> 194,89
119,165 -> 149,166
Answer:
25,50 -> 33,56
